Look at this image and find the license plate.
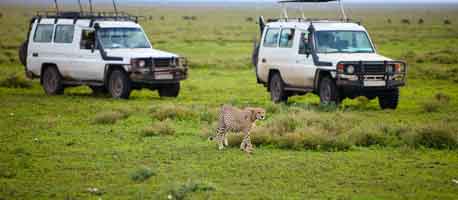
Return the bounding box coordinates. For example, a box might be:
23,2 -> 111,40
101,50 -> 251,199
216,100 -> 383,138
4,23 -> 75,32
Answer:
156,74 -> 173,80
364,80 -> 386,87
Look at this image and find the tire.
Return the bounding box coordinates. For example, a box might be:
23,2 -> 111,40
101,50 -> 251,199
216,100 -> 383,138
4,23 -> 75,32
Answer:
158,83 -> 180,98
378,88 -> 399,110
108,69 -> 131,99
319,76 -> 340,105
42,66 -> 64,95
89,85 -> 108,95
269,73 -> 288,103
19,41 -> 27,66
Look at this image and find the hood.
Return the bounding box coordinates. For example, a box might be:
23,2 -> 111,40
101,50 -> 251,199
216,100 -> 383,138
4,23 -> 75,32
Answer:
317,53 -> 392,64
105,48 -> 179,60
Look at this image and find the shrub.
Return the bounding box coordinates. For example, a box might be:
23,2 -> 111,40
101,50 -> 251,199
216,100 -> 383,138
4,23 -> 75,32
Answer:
150,104 -> 196,121
348,126 -> 388,147
142,120 -> 175,137
422,100 -> 441,113
130,167 -> 155,182
434,92 -> 451,104
387,18 -> 392,24
160,16 -> 165,20
93,109 -> 130,124
0,74 -> 32,89
444,19 -> 452,25
411,124 -> 457,149
246,17 -> 254,22
164,180 -> 216,200
401,19 -> 410,24
418,18 -> 424,24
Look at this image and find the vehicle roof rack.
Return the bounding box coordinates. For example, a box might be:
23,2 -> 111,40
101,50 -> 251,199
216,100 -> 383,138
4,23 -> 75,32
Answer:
278,0 -> 347,22
266,17 -> 359,24
35,11 -> 139,23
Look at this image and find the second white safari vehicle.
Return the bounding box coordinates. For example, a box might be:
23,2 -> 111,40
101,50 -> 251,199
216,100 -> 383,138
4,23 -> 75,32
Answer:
253,0 -> 407,109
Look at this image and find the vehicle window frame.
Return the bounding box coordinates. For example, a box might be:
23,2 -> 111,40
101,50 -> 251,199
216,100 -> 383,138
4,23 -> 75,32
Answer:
80,29 -> 96,50
313,30 -> 375,54
298,31 -> 309,55
279,28 -> 295,48
54,25 -> 75,44
263,28 -> 280,48
33,24 -> 55,43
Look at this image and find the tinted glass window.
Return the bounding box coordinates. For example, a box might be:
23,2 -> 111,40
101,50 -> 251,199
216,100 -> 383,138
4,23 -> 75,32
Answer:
299,32 -> 309,54
34,24 -> 54,43
54,25 -> 74,43
279,29 -> 295,48
80,30 -> 95,49
263,28 -> 280,48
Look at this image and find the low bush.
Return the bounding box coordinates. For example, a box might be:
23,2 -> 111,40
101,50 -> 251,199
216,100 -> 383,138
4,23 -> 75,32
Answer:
93,109 -> 130,124
142,120 -> 175,137
130,166 -> 155,182
401,19 -> 411,24
418,18 -> 424,24
444,19 -> 452,25
162,180 -> 216,200
0,74 -> 32,89
422,100 -> 441,113
409,124 -> 457,149
150,104 -> 197,121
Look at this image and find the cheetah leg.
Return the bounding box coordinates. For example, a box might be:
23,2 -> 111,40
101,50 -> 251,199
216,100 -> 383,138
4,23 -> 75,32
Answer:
224,134 -> 229,146
240,132 -> 253,153
216,128 -> 226,150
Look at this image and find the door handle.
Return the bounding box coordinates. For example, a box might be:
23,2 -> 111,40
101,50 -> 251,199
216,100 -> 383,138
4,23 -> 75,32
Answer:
262,58 -> 267,63
32,53 -> 38,57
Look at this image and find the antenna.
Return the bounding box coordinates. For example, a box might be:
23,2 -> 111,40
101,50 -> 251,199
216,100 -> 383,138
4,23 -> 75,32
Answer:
54,0 -> 60,14
77,0 -> 83,14
89,0 -> 93,14
339,0 -> 347,21
112,0 -> 118,16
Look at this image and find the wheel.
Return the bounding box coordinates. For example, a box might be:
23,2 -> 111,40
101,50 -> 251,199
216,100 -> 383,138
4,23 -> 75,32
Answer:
89,85 -> 108,95
19,41 -> 27,66
378,88 -> 399,110
269,73 -> 288,103
319,76 -> 340,105
108,69 -> 131,99
158,83 -> 180,98
42,67 -> 64,95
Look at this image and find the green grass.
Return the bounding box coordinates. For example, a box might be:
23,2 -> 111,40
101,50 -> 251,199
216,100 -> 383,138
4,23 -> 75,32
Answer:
1,3 -> 458,200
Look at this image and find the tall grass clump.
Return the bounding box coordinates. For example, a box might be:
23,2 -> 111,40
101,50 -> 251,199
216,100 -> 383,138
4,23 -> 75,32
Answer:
149,104 -> 197,121
422,92 -> 451,113
93,109 -> 131,124
0,74 -> 32,89
130,166 -> 155,182
407,123 -> 458,149
142,120 -> 175,137
158,180 -> 216,200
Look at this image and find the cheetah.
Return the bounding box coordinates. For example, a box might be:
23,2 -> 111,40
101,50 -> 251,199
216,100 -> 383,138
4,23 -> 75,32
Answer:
210,105 -> 266,153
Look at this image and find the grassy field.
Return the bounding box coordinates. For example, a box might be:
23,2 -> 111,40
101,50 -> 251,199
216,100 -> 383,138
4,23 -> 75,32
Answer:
1,3 -> 458,200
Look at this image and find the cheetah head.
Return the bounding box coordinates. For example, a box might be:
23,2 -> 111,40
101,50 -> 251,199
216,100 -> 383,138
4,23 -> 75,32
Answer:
246,107 -> 266,121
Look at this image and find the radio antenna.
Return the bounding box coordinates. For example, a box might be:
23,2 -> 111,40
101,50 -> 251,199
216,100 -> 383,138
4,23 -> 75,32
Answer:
89,0 -> 93,14
54,0 -> 60,14
77,0 -> 84,14
112,0 -> 118,16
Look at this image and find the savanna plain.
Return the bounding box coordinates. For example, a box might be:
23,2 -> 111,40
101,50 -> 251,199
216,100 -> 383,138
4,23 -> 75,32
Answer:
0,3 -> 458,200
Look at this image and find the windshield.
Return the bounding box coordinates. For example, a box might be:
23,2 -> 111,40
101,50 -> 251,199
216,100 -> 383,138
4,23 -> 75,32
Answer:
315,31 -> 374,53
98,28 -> 151,49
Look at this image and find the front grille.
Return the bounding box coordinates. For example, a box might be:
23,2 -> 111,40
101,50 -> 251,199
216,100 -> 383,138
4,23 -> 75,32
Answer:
359,64 -> 385,74
153,58 -> 173,68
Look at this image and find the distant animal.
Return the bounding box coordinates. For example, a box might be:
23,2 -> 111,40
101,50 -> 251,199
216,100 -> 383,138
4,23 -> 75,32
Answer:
444,19 -> 452,25
418,18 -> 424,24
210,105 -> 266,153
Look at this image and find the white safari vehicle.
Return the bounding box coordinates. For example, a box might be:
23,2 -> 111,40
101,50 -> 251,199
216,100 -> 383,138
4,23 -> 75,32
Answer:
253,0 -> 407,109
19,10 -> 188,99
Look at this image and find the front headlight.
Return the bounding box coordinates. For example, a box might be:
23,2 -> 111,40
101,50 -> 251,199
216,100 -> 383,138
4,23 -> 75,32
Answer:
346,65 -> 355,74
394,63 -> 404,73
131,59 -> 147,68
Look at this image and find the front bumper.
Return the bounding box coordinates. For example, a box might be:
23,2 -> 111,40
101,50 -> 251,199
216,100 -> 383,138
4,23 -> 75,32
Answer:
129,66 -> 188,84
336,60 -> 407,89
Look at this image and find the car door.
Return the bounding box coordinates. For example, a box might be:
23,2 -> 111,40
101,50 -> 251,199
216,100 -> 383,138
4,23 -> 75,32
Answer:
72,27 -> 105,81
52,23 -> 78,79
257,28 -> 281,82
276,28 -> 300,86
292,30 -> 316,87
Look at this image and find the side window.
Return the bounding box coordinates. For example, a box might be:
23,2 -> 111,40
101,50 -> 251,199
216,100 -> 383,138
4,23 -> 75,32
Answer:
54,25 -> 74,43
263,28 -> 280,48
33,24 -> 54,43
80,29 -> 95,50
299,32 -> 310,54
279,28 -> 295,48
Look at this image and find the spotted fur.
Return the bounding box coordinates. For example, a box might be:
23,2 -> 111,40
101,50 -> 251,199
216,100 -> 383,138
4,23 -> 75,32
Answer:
211,105 -> 266,153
